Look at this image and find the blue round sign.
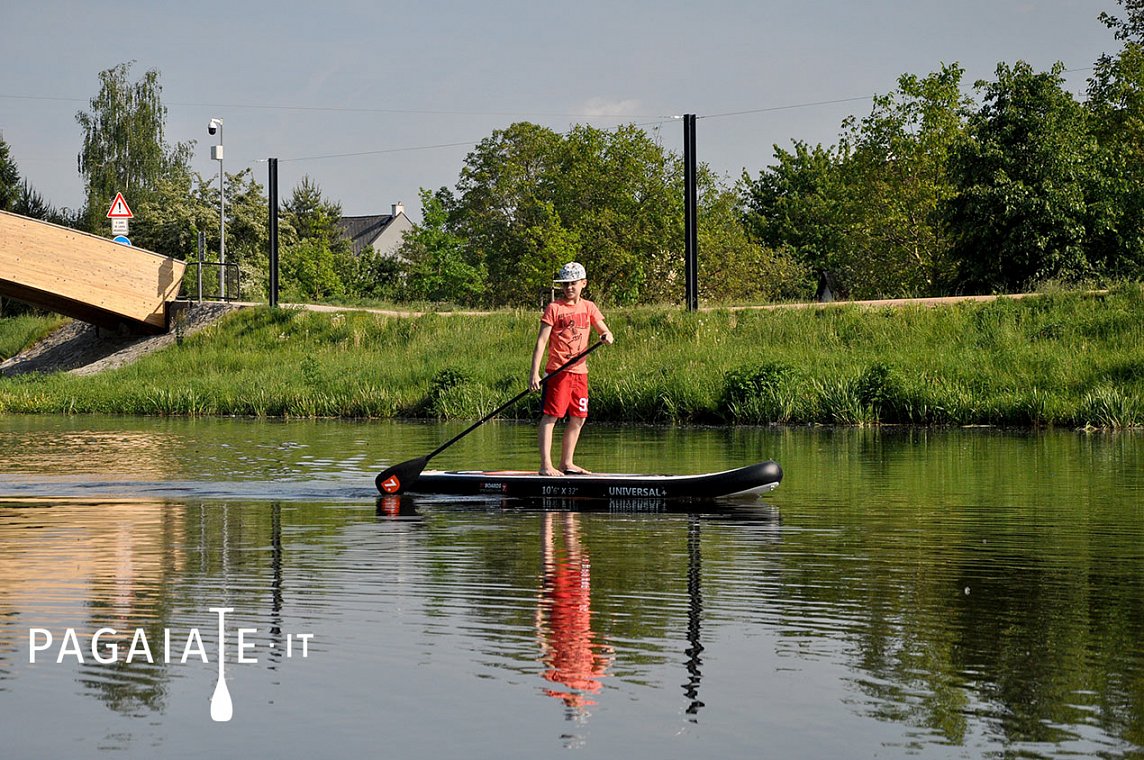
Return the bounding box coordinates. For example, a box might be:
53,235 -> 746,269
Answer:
113,235 -> 132,246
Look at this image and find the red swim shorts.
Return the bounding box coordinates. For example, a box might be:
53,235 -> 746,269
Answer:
542,372 -> 589,418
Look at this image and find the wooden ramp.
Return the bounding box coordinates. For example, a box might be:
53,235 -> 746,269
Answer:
0,211 -> 186,333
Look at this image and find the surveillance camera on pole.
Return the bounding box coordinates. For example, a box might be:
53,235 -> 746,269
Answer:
208,118 -> 225,298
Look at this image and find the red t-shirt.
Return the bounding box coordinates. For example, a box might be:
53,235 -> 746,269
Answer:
541,298 -> 605,374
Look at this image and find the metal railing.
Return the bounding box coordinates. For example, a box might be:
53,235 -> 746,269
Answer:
192,260 -> 241,302
191,230 -> 240,302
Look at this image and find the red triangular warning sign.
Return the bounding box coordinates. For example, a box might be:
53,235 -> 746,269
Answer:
106,192 -> 134,219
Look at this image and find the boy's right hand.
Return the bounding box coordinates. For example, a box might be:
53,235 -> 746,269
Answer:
529,372 -> 542,392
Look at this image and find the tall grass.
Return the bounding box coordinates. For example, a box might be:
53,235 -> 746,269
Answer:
1,285 -> 1141,428
0,314 -> 67,360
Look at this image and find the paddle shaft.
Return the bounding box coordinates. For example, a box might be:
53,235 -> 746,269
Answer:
424,339 -> 605,462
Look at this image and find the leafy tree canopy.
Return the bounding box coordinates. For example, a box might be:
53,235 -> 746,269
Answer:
944,62 -> 1094,292
75,61 -> 192,233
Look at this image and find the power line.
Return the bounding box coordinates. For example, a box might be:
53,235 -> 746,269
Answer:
699,95 -> 876,120
274,140 -> 479,163
0,62 -> 1099,120
5,65 -> 1104,166
175,101 -> 664,120
0,92 -> 665,121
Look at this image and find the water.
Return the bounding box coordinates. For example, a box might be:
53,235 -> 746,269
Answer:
0,416 -> 1141,759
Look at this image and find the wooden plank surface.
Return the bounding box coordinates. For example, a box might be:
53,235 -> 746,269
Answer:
0,211 -> 186,330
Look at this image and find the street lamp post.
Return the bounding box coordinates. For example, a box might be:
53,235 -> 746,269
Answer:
209,118 -> 225,299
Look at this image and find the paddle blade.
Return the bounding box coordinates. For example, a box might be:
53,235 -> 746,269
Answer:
375,456 -> 428,495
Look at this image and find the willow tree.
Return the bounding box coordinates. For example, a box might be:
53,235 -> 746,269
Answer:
75,61 -> 192,232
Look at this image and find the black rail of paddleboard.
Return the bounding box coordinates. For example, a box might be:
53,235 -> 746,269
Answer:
401,460 -> 782,500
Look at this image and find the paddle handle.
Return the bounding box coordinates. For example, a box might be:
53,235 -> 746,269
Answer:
425,339 -> 605,462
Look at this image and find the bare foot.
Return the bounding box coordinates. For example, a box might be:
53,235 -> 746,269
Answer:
539,467 -> 565,477
562,465 -> 591,475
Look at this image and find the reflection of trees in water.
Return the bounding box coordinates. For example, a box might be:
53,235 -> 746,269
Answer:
0,430 -> 178,477
78,657 -> 170,715
949,560 -> 1144,749
0,500 -> 187,715
0,498 -> 306,718
389,472 -> 1143,755
773,509 -> 1144,751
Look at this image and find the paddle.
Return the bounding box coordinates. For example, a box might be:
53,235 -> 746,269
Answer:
375,339 -> 606,494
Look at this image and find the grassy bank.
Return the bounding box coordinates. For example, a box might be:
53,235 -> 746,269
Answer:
1,285 -> 1142,428
0,314 -> 67,361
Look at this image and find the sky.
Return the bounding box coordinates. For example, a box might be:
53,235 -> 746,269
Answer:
0,0 -> 1121,222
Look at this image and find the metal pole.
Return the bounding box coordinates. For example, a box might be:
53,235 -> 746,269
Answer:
218,123 -> 226,299
684,114 -> 698,312
268,158 -> 279,308
197,230 -> 205,303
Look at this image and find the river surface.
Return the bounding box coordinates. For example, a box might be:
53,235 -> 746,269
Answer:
0,415 -> 1141,759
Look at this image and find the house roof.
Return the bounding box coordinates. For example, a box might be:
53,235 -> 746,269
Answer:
338,214 -> 397,257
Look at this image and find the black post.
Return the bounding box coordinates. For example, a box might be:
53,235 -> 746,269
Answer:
683,114 -> 698,312
268,158 -> 279,308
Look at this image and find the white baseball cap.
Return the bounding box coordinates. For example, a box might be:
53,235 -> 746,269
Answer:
554,262 -> 587,282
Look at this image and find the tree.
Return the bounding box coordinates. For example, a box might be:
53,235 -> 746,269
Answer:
739,65 -> 971,299
837,64 -> 970,295
75,62 -> 192,232
133,167 -> 269,300
132,167 -> 215,260
943,62 -> 1095,293
282,176 -> 351,256
224,169 -> 272,300
450,122 -> 566,305
739,140 -> 850,286
1086,0 -> 1144,278
14,182 -> 55,221
278,176 -> 365,302
449,121 -> 759,306
1100,0 -> 1144,42
408,120 -> 784,306
1,136 -> 71,224
696,185 -> 810,303
551,124 -> 680,304
342,245 -> 404,302
280,239 -> 345,302
0,137 -> 19,211
397,188 -> 487,304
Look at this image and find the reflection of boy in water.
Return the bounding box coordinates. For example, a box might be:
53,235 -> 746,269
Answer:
536,513 -> 613,716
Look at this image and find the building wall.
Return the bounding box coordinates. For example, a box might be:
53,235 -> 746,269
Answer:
369,213 -> 414,258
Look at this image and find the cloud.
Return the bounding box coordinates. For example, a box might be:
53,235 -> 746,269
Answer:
577,97 -> 646,118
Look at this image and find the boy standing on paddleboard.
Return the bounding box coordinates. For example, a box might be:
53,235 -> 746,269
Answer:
530,262 -> 614,476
